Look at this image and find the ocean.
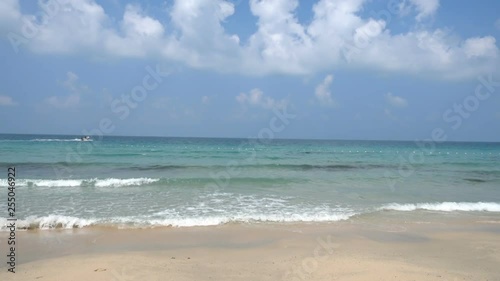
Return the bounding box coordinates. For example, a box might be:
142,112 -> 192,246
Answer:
1,134 -> 499,230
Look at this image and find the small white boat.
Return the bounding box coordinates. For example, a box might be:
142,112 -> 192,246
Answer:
80,136 -> 92,141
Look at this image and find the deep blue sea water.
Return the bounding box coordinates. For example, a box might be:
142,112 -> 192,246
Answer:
1,134 -> 499,229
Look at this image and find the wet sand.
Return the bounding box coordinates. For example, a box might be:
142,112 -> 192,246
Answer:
1,214 -> 499,281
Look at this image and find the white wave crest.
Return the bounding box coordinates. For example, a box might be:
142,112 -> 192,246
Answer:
108,213 -> 355,228
380,202 -> 500,212
232,213 -> 354,223
0,215 -> 95,230
0,212 -> 355,230
0,178 -> 160,188
94,178 -> 159,187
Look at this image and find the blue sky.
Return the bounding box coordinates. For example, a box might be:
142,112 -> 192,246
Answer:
0,0 -> 499,141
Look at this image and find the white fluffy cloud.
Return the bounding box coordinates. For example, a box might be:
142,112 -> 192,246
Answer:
236,88 -> 286,109
409,0 -> 439,21
385,93 -> 408,108
2,0 -> 498,79
315,74 -> 335,107
23,0 -> 108,54
0,95 -> 17,106
105,4 -> 166,57
463,37 -> 498,58
165,0 -> 242,70
122,5 -> 163,38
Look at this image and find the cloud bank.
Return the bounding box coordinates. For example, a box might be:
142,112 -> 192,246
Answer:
2,0 -> 498,79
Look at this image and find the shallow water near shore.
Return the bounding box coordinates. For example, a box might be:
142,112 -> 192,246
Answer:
1,134 -> 499,230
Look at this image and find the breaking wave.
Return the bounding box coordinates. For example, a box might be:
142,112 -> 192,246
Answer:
0,212 -> 355,230
380,202 -> 500,212
0,178 -> 160,188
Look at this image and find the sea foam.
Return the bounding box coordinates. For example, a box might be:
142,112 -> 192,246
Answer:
0,178 -> 160,188
0,212 -> 355,230
0,215 -> 95,230
380,202 -> 500,212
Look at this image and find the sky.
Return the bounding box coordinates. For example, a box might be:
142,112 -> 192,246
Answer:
0,0 -> 499,141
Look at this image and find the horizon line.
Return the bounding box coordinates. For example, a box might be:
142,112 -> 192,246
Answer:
1,132 -> 499,144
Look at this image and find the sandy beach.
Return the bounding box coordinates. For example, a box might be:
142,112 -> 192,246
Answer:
1,214 -> 499,281
2,0 -> 500,279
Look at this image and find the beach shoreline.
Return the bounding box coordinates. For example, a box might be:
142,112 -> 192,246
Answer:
1,214 -> 499,281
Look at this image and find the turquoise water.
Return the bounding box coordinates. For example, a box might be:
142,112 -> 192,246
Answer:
1,134 -> 499,229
